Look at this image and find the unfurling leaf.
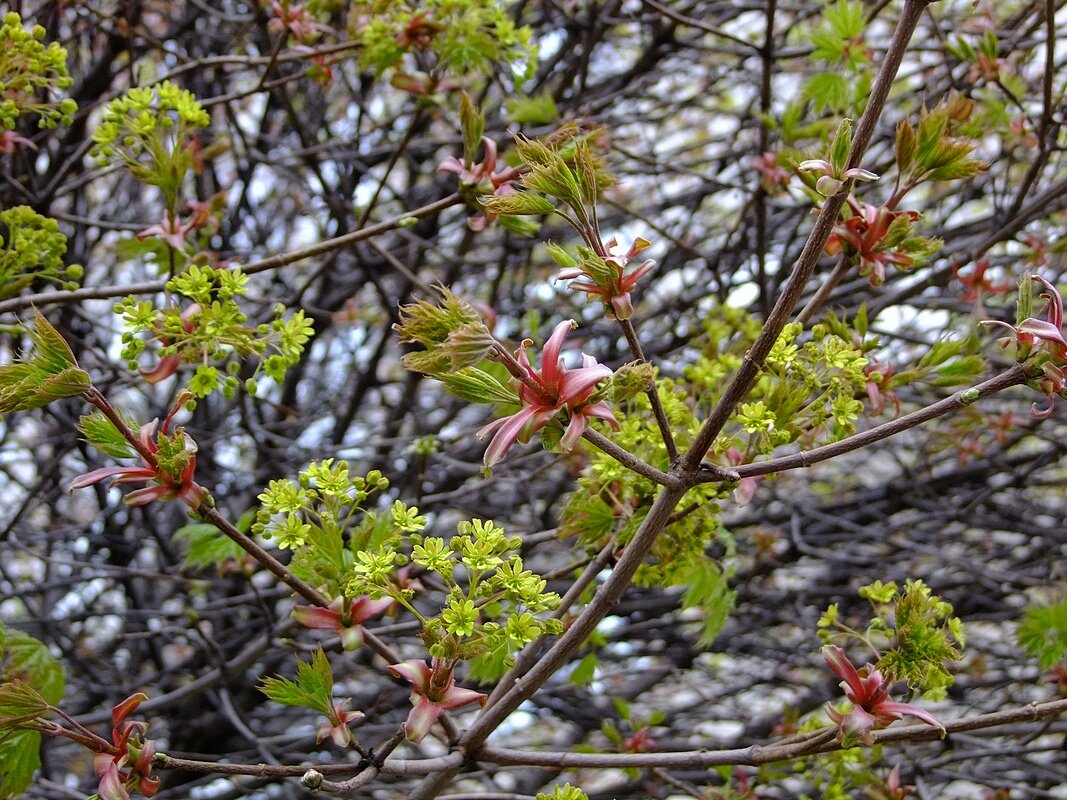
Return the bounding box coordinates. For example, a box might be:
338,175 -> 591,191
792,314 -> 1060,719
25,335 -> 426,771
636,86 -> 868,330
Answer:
437,368 -> 517,405
895,119 -> 916,173
0,310 -> 90,414
1017,599 -> 1067,670
480,191 -> 555,216
830,118 -> 853,173
260,647 -> 334,716
459,92 -> 484,166
78,410 -> 138,459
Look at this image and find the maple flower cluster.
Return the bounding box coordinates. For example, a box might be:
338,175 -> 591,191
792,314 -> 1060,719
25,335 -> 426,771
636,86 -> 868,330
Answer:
479,320 -> 619,466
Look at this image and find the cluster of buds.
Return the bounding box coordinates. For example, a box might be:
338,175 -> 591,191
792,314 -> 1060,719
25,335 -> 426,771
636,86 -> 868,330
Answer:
388,657 -> 486,742
479,320 -> 619,466
438,137 -> 522,230
982,275 -> 1066,418
553,236 -> 656,320
823,645 -> 943,745
70,393 -> 209,508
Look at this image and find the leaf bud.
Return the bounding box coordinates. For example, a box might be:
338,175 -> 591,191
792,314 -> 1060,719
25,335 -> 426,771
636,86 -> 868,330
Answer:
608,360 -> 655,402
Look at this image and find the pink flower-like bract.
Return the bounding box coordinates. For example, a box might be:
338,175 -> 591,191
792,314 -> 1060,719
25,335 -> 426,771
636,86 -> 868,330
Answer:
823,645 -> 943,745
388,658 -> 486,743
0,129 -> 37,155
557,236 -> 656,319
724,447 -> 762,506
982,274 -> 1067,418
94,693 -> 159,800
954,257 -> 1011,304
438,137 -> 522,231
292,595 -> 394,651
140,303 -> 200,384
69,395 -> 208,508
477,320 -> 619,466
825,202 -> 919,286
316,698 -> 363,748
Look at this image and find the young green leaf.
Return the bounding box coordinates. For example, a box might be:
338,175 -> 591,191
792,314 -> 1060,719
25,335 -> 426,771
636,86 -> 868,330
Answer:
173,521 -> 246,571
0,310 -> 89,414
895,119 -> 916,173
260,648 -> 334,716
78,410 -> 138,459
1017,599 -> 1067,670
480,192 -> 556,216
829,118 -> 853,173
0,625 -> 65,800
459,91 -> 484,166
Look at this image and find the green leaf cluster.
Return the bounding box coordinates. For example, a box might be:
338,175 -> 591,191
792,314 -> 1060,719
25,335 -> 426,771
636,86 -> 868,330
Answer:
0,207 -> 82,300
0,310 -> 90,414
895,98 -> 987,186
0,12 -> 76,131
0,624 -> 65,799
1017,598 -> 1067,670
173,519 -> 248,572
826,579 -> 963,701
801,0 -> 872,114
353,0 -> 535,81
809,0 -> 867,66
506,90 -> 558,125
114,265 -> 313,398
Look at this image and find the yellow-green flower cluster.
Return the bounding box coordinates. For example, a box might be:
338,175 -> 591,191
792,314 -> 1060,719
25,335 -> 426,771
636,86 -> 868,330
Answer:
91,81 -> 211,208
0,13 -> 76,131
0,207 -> 82,300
